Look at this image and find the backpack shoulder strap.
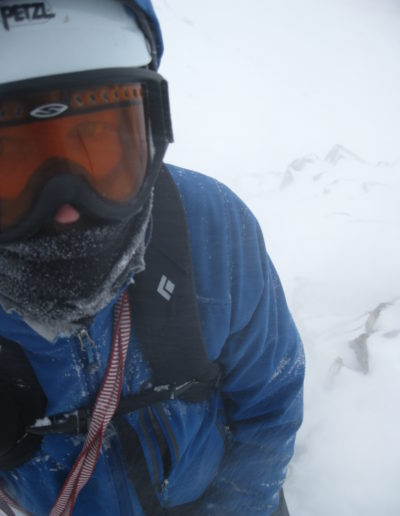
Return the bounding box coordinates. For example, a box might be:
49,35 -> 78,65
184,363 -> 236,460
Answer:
130,166 -> 220,387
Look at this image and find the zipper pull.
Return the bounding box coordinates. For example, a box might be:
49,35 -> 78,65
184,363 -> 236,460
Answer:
160,479 -> 169,498
77,328 -> 97,370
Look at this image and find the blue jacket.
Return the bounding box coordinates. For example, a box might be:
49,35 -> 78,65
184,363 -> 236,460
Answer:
0,166 -> 304,515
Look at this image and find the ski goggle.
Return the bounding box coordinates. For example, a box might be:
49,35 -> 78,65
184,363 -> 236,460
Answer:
0,68 -> 173,242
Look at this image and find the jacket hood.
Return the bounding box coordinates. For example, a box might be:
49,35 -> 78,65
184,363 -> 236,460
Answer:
129,0 -> 164,68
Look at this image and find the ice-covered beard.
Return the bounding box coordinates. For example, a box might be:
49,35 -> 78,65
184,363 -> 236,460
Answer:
0,195 -> 152,341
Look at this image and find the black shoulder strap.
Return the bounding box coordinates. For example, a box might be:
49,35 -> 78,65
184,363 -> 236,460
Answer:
115,168 -> 222,515
130,166 -> 220,387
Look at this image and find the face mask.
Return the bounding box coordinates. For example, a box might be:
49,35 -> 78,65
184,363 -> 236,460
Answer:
0,195 -> 152,341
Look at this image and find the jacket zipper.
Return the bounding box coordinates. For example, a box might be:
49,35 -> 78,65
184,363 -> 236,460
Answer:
152,403 -> 179,476
77,327 -> 99,374
138,408 -> 162,487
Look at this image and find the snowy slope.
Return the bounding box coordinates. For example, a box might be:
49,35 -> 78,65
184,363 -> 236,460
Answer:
154,1 -> 400,515
266,149 -> 400,516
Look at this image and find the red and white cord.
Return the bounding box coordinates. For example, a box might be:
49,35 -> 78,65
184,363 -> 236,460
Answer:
49,291 -> 131,516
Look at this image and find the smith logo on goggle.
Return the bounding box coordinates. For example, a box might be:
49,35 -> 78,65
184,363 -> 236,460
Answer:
1,2 -> 55,31
30,103 -> 69,119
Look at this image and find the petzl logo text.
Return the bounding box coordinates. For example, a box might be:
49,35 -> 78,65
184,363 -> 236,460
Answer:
30,103 -> 68,119
1,3 -> 55,31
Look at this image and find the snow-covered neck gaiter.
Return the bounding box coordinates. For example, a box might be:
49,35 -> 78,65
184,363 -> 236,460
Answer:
0,196 -> 152,341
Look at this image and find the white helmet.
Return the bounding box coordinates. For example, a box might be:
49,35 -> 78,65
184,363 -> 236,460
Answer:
1,0 -> 152,84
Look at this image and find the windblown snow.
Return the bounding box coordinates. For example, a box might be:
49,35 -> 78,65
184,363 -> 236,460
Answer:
155,1 -> 400,514
264,149 -> 400,516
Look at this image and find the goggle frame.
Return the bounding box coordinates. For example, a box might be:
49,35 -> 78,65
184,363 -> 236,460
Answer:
0,68 -> 173,243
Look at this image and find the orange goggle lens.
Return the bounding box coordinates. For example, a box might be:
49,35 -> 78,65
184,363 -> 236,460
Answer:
0,82 -> 149,230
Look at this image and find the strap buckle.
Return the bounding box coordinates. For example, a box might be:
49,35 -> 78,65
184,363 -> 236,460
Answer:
27,408 -> 90,436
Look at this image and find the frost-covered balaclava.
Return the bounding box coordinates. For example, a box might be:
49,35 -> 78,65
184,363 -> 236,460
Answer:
0,197 -> 152,341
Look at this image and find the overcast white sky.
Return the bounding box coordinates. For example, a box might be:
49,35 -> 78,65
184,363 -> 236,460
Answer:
154,0 -> 400,178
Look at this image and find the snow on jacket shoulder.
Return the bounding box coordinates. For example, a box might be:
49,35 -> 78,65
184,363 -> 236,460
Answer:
0,165 -> 304,515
